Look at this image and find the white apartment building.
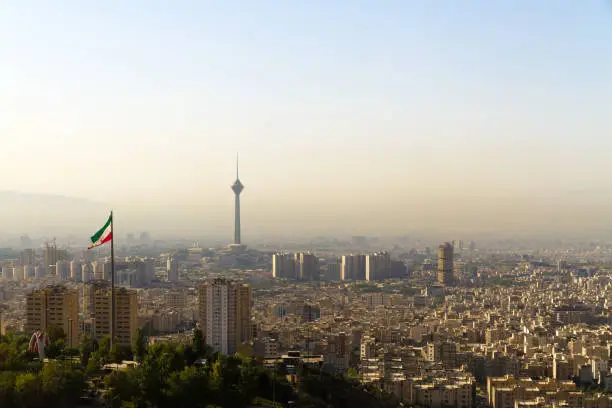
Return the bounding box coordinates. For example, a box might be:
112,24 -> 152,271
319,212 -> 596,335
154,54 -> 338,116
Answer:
199,279 -> 252,355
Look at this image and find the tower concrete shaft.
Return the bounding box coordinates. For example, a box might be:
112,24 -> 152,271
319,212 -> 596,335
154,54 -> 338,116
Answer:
233,191 -> 242,244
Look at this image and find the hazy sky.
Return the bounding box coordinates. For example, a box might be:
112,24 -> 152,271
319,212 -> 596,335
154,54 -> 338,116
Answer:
1,1 -> 611,238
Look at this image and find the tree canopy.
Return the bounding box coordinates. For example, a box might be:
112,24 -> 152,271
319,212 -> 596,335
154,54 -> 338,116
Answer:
0,332 -> 398,408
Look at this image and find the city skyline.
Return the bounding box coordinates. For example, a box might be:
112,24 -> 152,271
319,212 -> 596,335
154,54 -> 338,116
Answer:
5,187 -> 612,242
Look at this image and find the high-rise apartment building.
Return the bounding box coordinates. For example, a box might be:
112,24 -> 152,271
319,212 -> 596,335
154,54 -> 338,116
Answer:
92,260 -> 113,281
142,258 -> 155,283
272,253 -> 296,279
92,261 -> 104,280
70,260 -> 82,282
452,240 -> 464,252
44,243 -> 58,275
365,252 -> 390,281
114,257 -> 155,287
341,254 -> 366,280
114,288 -> 138,345
14,267 -> 25,282
324,261 -> 341,281
26,286 -> 79,347
56,260 -> 70,281
198,279 -> 252,355
43,243 -> 68,275
81,262 -> 94,283
102,259 -> 113,281
3,267 -> 14,280
86,281 -> 137,345
82,282 -> 97,317
296,253 -> 319,281
167,257 -> 179,283
26,289 -> 46,335
23,265 -> 35,279
20,249 -> 35,266
437,242 -> 454,285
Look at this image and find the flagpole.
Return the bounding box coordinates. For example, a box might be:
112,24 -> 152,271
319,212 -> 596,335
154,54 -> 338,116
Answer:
110,210 -> 115,349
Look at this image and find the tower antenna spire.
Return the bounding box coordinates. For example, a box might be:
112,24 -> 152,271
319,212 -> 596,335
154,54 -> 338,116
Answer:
236,152 -> 239,179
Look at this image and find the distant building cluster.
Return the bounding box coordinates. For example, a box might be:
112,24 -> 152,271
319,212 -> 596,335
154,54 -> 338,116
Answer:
337,252 -> 406,281
272,251 -> 408,282
1,247 -> 157,288
272,253 -> 319,281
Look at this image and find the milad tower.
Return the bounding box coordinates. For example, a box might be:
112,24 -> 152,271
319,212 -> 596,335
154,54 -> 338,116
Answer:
231,154 -> 244,246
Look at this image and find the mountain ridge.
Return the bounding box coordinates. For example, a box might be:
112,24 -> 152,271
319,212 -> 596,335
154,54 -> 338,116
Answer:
0,190 -> 109,235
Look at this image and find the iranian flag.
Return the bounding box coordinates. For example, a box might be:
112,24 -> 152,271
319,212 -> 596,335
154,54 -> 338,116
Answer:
88,213 -> 112,249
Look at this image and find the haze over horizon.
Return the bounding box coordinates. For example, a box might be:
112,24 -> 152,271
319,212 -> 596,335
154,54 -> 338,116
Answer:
2,1 -> 611,239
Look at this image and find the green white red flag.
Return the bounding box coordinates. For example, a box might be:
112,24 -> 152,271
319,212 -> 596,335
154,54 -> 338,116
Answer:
88,214 -> 112,249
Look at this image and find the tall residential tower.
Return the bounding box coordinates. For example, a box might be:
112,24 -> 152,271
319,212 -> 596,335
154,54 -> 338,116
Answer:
82,281 -> 137,345
437,242 -> 454,285
198,279 -> 252,354
365,251 -> 391,281
231,154 -> 244,245
26,285 -> 79,347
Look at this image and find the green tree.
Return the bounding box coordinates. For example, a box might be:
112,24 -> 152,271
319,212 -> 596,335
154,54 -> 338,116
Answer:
86,350 -> 107,374
0,371 -> 16,408
0,342 -> 20,370
209,355 -> 249,407
80,334 -> 94,367
104,369 -> 140,408
193,328 -> 205,357
111,344 -> 132,364
239,358 -> 267,403
132,328 -> 147,363
45,339 -> 66,359
87,335 -> 112,371
98,336 -> 111,358
2,333 -> 30,350
99,339 -> 398,408
14,373 -> 44,408
347,367 -> 359,380
182,344 -> 198,366
46,325 -> 66,343
62,347 -> 80,357
41,362 -> 86,408
132,344 -> 183,406
165,366 -> 213,407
